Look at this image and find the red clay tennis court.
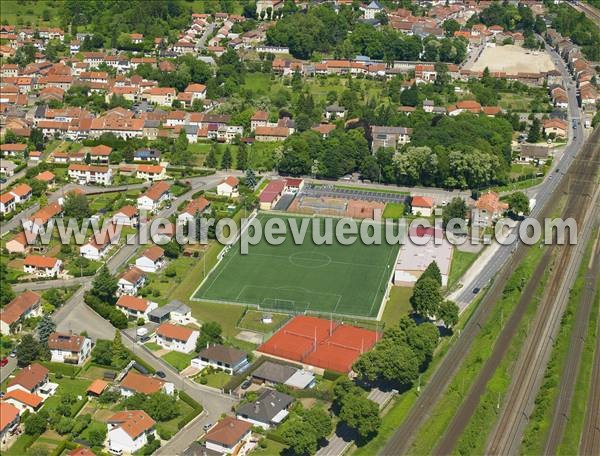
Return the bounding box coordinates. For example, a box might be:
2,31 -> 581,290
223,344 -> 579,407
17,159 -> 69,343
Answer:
258,315 -> 379,373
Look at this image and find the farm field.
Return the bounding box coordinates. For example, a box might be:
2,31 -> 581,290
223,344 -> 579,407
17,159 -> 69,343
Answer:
193,213 -> 399,318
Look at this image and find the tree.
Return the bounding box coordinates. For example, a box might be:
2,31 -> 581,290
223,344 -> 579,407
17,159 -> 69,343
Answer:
527,117 -> 541,143
442,197 -> 467,229
143,392 -> 179,421
339,395 -> 381,440
438,300 -> 459,329
29,128 -> 44,150
172,130 -> 190,166
91,265 -> 118,303
111,331 -> 129,369
29,179 -> 48,197
196,321 -> 223,351
507,191 -> 530,216
221,146 -> 232,170
400,82 -> 419,107
0,263 -> 15,307
282,418 -> 318,455
24,411 -> 49,435
92,339 -> 113,365
236,142 -> 248,170
443,19 -> 461,37
245,168 -> 257,189
205,143 -> 218,168
16,334 -> 44,367
303,407 -> 333,441
87,427 -> 107,447
410,277 -> 442,319
63,192 -> 91,220
37,315 -> 56,344
420,262 -> 442,286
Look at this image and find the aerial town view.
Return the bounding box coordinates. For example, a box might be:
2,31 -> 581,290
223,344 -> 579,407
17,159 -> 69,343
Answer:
0,0 -> 599,455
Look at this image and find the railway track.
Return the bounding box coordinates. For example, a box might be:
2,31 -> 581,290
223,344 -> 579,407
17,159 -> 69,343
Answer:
484,129 -> 600,455
544,225 -> 600,454
573,1 -> 600,27
581,253 -> 600,455
431,128 -> 600,455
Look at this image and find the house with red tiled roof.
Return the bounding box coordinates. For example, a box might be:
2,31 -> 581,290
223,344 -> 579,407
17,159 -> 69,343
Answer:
0,192 -> 15,214
112,205 -> 138,226
135,246 -> 165,273
107,410 -> 156,454
411,196 -> 435,217
80,224 -> 120,260
472,191 -> 508,227
115,295 -> 158,321
0,143 -> 27,158
0,291 -> 41,335
68,448 -> 95,456
86,379 -> 109,397
2,389 -> 44,414
7,363 -> 50,395
89,144 -> 112,163
177,196 -> 211,226
0,402 -> 20,445
204,416 -> 253,455
259,180 -> 286,210
48,332 -> 92,365
5,230 -> 34,255
137,181 -> 171,212
119,371 -> 174,397
136,164 -> 166,182
217,176 -> 239,198
22,202 -> 63,234
23,255 -> 62,277
155,323 -> 199,353
9,183 -> 32,204
68,164 -> 112,185
543,118 -> 568,138
117,266 -> 146,296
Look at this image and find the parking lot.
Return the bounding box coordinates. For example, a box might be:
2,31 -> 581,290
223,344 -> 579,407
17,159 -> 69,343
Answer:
301,184 -> 408,204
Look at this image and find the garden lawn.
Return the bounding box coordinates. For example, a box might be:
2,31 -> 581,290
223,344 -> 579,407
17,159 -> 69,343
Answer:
448,249 -> 480,288
383,202 -> 406,219
202,371 -> 231,389
161,351 -> 196,371
144,342 -> 162,352
380,286 -> 412,327
237,310 -> 290,334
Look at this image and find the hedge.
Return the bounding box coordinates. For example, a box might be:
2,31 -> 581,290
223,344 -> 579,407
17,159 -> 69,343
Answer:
50,440 -> 73,456
323,369 -> 343,381
266,431 -> 287,445
131,354 -> 156,374
178,391 -> 204,428
40,361 -> 82,377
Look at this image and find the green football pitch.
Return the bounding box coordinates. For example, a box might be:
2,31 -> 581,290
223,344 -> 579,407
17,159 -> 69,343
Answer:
192,213 -> 400,318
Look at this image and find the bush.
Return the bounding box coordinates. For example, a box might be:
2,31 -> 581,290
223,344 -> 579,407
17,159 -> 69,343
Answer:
323,369 -> 343,381
157,425 -> 173,440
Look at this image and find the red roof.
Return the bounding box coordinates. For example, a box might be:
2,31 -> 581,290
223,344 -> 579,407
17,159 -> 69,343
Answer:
0,402 -> 20,432
87,379 -> 109,395
141,181 -> 171,201
120,371 -> 164,395
259,180 -> 286,204
35,171 -> 55,182
90,144 -> 112,156
119,266 -> 145,284
137,164 -> 163,174
108,410 -> 155,439
116,295 -> 151,312
0,290 -> 41,325
156,322 -> 195,342
205,416 -> 252,447
3,389 -> 44,408
23,255 -> 60,269
221,176 -> 239,187
141,245 -> 164,261
8,363 -> 49,391
411,196 -> 434,208
115,204 -> 137,218
10,183 -> 32,197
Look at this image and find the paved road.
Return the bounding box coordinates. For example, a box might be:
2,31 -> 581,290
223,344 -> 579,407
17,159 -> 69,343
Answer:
379,41 -> 587,456
450,41 -> 585,308
0,356 -> 17,383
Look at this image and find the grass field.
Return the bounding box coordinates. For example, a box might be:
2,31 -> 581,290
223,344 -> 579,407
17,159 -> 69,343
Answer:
193,213 -> 399,318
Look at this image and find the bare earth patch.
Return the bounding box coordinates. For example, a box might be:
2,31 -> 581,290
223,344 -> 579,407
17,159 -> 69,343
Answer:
470,45 -> 555,74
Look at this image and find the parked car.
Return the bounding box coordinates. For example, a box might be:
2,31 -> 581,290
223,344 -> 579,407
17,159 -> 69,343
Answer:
1,357 -> 8,367
472,287 -> 480,294
155,370 -> 166,378
203,423 -> 213,432
241,379 -> 252,390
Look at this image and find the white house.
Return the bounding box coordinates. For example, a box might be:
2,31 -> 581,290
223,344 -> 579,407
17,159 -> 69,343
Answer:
217,176 -> 240,198
47,332 -> 92,365
107,410 -> 156,455
115,295 -> 158,321
68,164 -> 113,185
0,403 -> 20,446
0,193 -> 16,214
117,266 -> 146,296
23,256 -> 62,278
79,224 -> 120,260
362,0 -> 383,20
119,371 -> 174,397
204,417 -> 252,455
136,164 -> 166,182
192,344 -> 249,375
112,205 -> 138,226
136,181 -> 171,213
9,183 -> 33,204
177,196 -> 210,226
135,246 -> 165,273
6,363 -> 50,395
411,196 -> 435,217
2,389 -> 44,414
155,323 -> 199,354
0,291 -> 41,335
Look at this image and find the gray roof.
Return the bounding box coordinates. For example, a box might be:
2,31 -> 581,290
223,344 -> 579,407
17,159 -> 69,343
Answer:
0,159 -> 17,171
148,306 -> 171,319
163,300 -> 190,315
184,124 -> 199,135
236,389 -> 293,424
252,361 -> 297,384
198,344 -> 247,365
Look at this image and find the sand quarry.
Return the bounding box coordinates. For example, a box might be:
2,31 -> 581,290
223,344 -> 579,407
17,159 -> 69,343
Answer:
470,45 -> 556,74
